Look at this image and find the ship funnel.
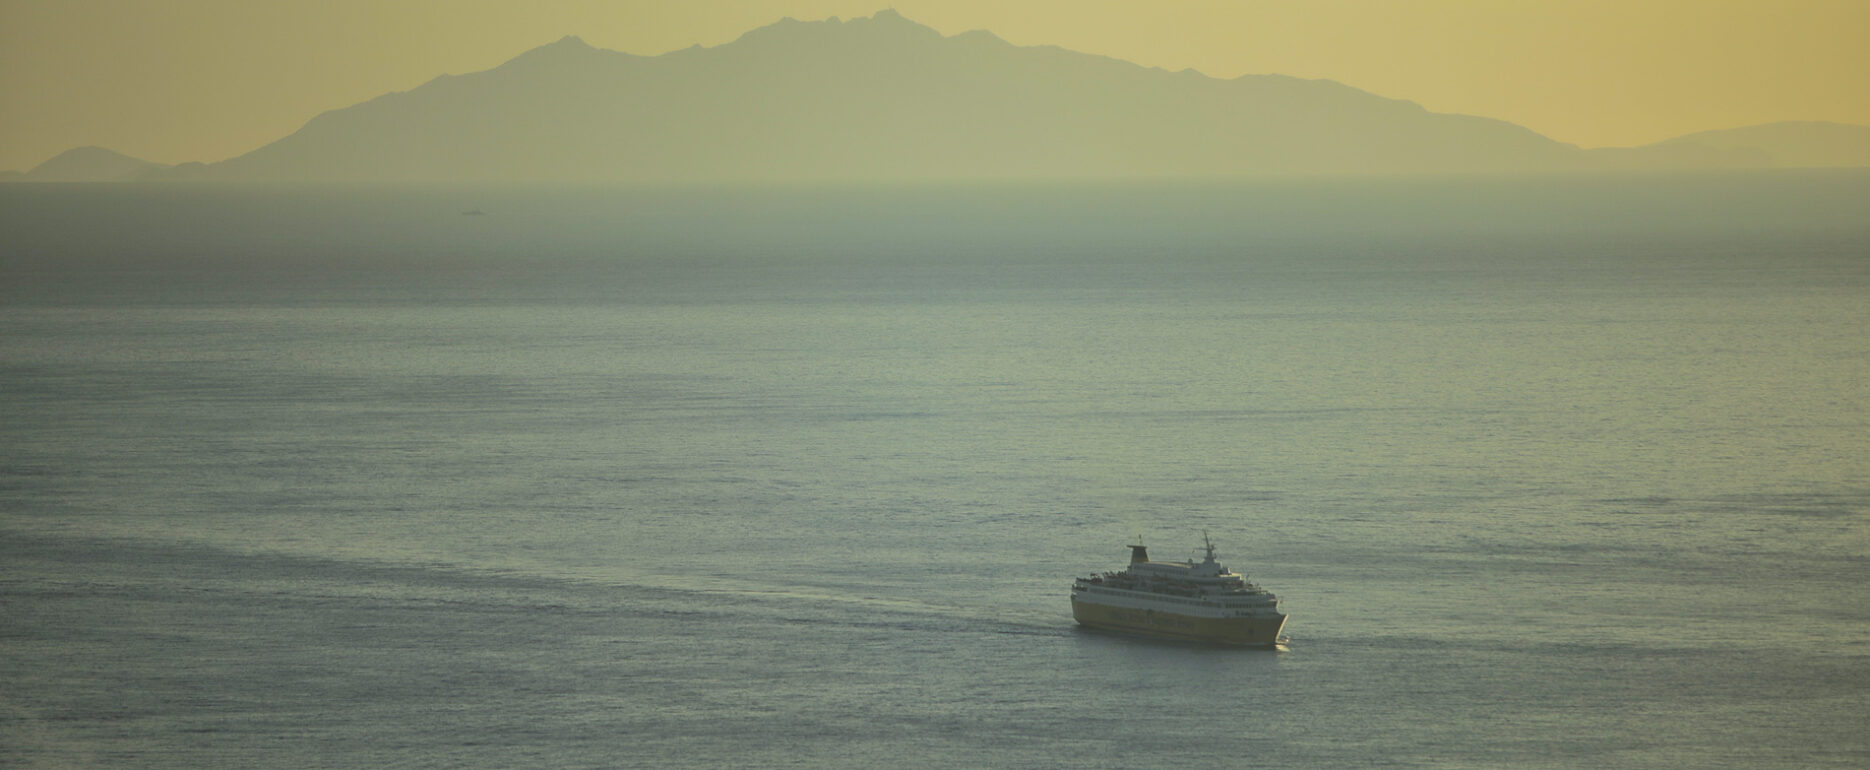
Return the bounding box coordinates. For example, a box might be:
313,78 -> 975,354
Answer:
1128,544 -> 1149,563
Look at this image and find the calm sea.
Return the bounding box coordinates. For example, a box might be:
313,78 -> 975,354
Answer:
3,173 -> 1867,768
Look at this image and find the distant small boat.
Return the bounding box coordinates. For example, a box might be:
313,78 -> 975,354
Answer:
1071,532 -> 1288,647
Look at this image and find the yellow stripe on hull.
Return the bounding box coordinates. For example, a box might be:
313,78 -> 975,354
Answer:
1071,597 -> 1286,647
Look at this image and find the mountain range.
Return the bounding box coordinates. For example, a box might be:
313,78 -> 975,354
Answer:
10,10 -> 1870,183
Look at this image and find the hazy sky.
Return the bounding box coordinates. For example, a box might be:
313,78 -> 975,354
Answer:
4,0 -> 1867,171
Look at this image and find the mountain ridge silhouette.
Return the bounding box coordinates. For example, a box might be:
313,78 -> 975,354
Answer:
9,11 -> 1870,181
193,10 -> 1578,182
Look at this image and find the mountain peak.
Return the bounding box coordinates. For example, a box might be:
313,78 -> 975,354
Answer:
18,145 -> 166,182
733,9 -> 942,47
499,33 -> 612,70
861,8 -> 915,25
849,8 -> 940,37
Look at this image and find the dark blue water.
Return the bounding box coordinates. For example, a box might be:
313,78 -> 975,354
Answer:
4,174 -> 1868,768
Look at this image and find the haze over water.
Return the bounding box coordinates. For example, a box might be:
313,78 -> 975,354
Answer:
3,172 -> 1868,767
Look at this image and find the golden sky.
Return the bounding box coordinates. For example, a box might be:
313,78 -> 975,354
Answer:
3,0 -> 1866,170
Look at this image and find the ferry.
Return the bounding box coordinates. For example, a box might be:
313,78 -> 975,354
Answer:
1071,533 -> 1287,647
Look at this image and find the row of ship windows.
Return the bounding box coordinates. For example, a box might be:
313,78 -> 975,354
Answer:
1085,586 -> 1215,607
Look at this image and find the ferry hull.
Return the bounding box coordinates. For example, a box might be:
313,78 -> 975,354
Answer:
1071,597 -> 1286,647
